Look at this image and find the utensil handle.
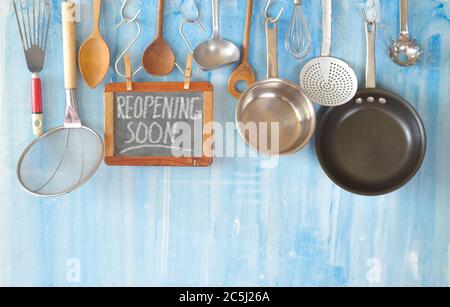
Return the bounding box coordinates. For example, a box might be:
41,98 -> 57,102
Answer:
400,0 -> 409,36
242,0 -> 254,61
184,53 -> 193,90
365,19 -> 376,89
157,0 -> 164,37
266,18 -> 278,79
321,0 -> 332,56
31,74 -> 43,136
92,0 -> 102,34
212,0 -> 219,37
62,2 -> 77,90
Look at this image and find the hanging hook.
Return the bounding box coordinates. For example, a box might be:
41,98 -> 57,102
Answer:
264,0 -> 285,24
115,0 -> 142,29
114,0 -> 143,79
175,0 -> 205,76
362,0 -> 377,23
361,8 -> 376,24
179,0 -> 205,32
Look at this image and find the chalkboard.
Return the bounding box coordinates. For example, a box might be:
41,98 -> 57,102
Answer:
104,82 -> 213,166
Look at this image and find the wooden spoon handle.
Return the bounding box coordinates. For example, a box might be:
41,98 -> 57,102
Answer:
92,0 -> 102,34
157,0 -> 164,37
242,0 -> 254,62
62,2 -> 77,90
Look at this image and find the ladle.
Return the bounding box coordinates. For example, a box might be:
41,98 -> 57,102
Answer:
390,0 -> 420,66
193,0 -> 240,70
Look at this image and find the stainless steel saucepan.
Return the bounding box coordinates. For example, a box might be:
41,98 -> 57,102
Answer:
236,7 -> 316,156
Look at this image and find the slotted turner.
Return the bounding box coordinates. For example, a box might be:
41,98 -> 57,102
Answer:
13,0 -> 51,136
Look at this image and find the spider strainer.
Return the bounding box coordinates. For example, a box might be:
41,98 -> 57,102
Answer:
17,2 -> 103,197
299,0 -> 357,106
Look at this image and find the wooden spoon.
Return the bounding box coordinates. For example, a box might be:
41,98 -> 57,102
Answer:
227,0 -> 256,99
78,0 -> 110,89
142,0 -> 175,76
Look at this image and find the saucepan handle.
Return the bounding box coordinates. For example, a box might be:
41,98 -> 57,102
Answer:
265,18 -> 278,79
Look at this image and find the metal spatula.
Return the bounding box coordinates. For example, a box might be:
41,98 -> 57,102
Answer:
13,0 -> 51,136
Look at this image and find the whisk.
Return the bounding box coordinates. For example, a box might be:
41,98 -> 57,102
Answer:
285,0 -> 311,59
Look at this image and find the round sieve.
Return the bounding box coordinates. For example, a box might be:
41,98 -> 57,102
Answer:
17,126 -> 103,197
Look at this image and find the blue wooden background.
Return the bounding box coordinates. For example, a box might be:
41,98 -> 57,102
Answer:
0,0 -> 448,286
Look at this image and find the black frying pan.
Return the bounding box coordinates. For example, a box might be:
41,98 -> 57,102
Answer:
315,15 -> 426,196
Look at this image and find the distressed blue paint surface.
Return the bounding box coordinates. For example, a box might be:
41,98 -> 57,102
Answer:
0,0 -> 449,286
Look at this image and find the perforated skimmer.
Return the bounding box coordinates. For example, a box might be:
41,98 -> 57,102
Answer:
299,0 -> 357,106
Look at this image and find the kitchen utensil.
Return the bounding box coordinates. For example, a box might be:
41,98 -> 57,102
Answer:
390,0 -> 420,66
227,0 -> 256,99
142,0 -> 175,76
286,0 -> 311,59
17,1 -> 103,197
193,0 -> 241,70
78,0 -> 110,89
236,0 -> 315,156
299,0 -> 357,106
315,11 -> 426,196
13,0 -> 51,137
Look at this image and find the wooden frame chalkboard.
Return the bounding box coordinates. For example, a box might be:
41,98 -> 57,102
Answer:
104,82 -> 213,167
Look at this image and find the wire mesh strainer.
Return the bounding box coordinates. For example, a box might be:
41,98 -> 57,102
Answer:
17,2 -> 103,197
299,0 -> 357,106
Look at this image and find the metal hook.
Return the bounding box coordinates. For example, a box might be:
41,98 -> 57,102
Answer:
179,0 -> 204,31
175,1 -> 205,76
362,0 -> 377,23
175,20 -> 204,75
361,9 -> 376,24
115,0 -> 142,29
264,0 -> 285,24
114,0 -> 143,78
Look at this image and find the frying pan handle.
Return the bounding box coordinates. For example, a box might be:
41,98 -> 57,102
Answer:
321,0 -> 332,56
265,18 -> 278,79
365,19 -> 376,89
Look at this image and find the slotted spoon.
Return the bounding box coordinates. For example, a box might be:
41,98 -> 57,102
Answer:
299,0 -> 357,106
